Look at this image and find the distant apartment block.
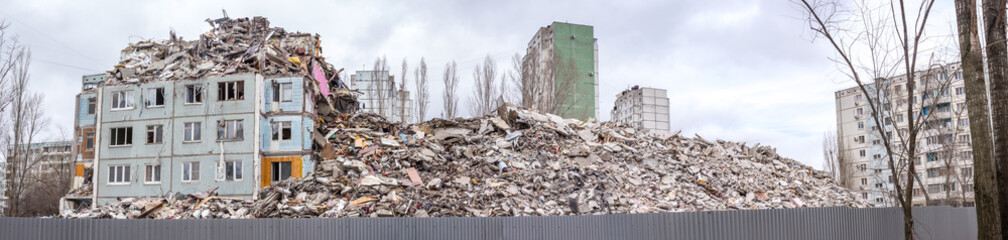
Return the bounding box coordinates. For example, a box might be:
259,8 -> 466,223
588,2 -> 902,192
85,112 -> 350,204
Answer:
350,70 -> 412,122
0,160 -> 6,216
82,73 -> 317,205
611,86 -> 670,134
524,21 -> 599,121
835,63 -> 973,207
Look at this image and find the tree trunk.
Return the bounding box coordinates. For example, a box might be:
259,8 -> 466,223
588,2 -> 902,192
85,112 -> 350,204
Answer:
982,0 -> 1008,237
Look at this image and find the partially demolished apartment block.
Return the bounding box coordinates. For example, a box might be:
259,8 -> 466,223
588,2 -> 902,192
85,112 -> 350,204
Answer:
350,70 -> 412,123
611,86 -> 671,134
73,16 -> 350,205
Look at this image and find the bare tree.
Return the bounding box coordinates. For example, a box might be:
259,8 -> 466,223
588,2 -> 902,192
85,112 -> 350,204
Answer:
823,130 -> 846,183
3,42 -> 51,216
794,0 -> 937,238
953,0 -> 1000,237
414,57 -> 429,122
370,56 -> 390,118
982,0 -> 1008,233
470,55 -> 499,116
520,47 -> 579,117
442,61 -> 458,118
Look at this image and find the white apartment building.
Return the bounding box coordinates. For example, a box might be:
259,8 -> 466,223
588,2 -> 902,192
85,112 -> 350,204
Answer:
835,63 -> 974,207
611,86 -> 670,134
0,160 -> 6,216
350,70 -> 413,123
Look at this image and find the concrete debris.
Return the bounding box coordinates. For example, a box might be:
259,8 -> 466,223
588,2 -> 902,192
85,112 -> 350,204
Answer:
64,103 -> 867,219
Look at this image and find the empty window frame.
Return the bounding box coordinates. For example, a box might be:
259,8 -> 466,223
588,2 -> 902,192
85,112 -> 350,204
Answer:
273,82 -> 293,102
84,131 -> 95,150
145,164 -> 161,183
146,125 -> 163,144
110,127 -> 133,146
184,122 -> 201,142
146,87 -> 165,107
185,84 -> 203,104
111,91 -> 135,110
271,161 -> 292,182
218,81 -> 245,101
217,120 -> 243,140
87,97 -> 96,115
182,162 -> 200,182
108,165 -> 130,184
222,160 -> 242,181
271,121 -> 292,141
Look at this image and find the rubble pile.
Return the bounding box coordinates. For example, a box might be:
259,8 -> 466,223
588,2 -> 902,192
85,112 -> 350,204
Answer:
108,15 -> 343,86
64,105 -> 868,219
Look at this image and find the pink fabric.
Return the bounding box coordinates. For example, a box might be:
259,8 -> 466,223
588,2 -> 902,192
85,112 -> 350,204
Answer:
313,62 -> 331,96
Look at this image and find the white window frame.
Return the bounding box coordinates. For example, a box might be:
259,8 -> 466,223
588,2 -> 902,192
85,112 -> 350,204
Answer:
271,121 -> 292,141
217,119 -> 243,141
271,161 -> 292,182
110,127 -> 133,147
182,162 -> 200,182
218,81 -> 245,101
221,160 -> 243,181
145,163 -> 161,184
146,87 -> 165,108
273,82 -> 293,103
111,90 -> 135,110
108,165 -> 130,185
146,125 -> 163,144
184,122 -> 201,142
185,84 -> 203,104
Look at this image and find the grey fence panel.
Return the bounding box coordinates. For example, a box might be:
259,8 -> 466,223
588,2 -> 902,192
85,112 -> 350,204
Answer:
0,207 -> 978,240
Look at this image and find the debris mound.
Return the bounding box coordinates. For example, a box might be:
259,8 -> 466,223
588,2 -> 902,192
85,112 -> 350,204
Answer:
64,105 -> 868,219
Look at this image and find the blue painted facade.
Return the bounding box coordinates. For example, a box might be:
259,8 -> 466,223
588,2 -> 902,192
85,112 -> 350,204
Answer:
93,74 -> 316,205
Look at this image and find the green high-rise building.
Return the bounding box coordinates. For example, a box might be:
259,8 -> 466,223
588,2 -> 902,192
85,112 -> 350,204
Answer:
523,22 -> 599,121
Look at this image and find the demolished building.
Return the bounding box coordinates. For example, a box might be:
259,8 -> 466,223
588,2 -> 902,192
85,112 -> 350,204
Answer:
63,16 -> 357,206
62,15 -> 867,219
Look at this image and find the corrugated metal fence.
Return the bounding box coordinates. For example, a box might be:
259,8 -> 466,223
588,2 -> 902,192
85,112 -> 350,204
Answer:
0,206 -> 976,240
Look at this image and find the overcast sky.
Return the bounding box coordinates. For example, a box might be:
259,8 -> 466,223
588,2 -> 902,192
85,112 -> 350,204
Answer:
0,0 -> 958,168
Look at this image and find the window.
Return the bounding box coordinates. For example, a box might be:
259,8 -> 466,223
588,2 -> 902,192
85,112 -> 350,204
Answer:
218,81 -> 245,101
217,120 -> 243,140
927,168 -> 940,178
184,122 -> 201,142
859,149 -> 866,157
84,131 -> 95,150
897,114 -> 904,123
858,122 -> 864,129
108,165 -> 130,184
926,152 -> 938,162
861,178 -> 867,186
185,84 -> 203,104
87,97 -> 96,115
862,192 -> 868,199
222,160 -> 242,181
146,125 -> 163,144
856,108 -> 863,115
182,162 -> 200,182
273,82 -> 293,102
959,118 -> 969,127
962,167 -> 973,178
928,184 -> 942,193
111,91 -> 135,110
110,127 -> 132,146
271,121 -> 292,141
146,88 -> 165,107
145,164 -> 161,183
855,94 -> 863,102
271,161 -> 292,182
956,87 -> 965,95
960,134 -> 971,143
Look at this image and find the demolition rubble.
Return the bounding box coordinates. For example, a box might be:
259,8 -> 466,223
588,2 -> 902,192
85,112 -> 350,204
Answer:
60,15 -> 867,219
64,104 -> 868,219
